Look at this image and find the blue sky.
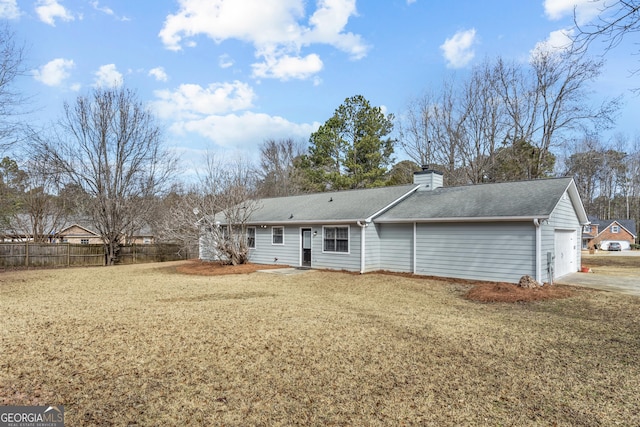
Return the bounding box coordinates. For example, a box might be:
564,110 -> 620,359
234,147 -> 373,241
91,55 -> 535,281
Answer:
3,0 -> 639,176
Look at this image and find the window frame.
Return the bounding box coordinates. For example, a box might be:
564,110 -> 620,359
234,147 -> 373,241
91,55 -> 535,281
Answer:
322,225 -> 350,254
271,226 -> 284,245
611,225 -> 620,233
80,238 -> 89,245
247,226 -> 256,249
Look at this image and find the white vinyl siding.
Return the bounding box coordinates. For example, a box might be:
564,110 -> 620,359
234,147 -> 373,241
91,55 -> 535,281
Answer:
414,222 -> 535,283
363,224 -> 382,272
248,226 -> 298,266
377,223 -> 413,273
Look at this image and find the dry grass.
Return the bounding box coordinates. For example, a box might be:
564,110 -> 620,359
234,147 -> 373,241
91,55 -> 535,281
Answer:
581,252 -> 640,276
2,261 -> 640,426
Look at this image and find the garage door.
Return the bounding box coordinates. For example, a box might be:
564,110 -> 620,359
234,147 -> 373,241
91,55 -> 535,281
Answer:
555,230 -> 576,278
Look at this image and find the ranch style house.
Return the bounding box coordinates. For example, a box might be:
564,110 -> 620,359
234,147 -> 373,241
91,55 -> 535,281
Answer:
200,167 -> 589,284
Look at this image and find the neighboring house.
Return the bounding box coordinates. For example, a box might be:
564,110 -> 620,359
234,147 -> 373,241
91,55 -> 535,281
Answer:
200,168 -> 589,284
0,213 -> 65,242
582,217 -> 637,250
56,224 -> 102,244
1,217 -> 155,245
57,222 -> 155,245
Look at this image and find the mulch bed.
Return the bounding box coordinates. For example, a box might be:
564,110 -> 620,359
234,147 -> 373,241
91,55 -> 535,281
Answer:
176,261 -> 574,303
464,281 -> 574,303
175,260 -> 283,276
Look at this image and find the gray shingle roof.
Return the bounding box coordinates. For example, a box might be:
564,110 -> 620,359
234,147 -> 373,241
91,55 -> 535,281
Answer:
245,184 -> 418,224
376,177 -> 579,222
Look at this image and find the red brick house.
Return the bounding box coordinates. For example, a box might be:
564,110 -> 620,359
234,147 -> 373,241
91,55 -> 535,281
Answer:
582,217 -> 637,250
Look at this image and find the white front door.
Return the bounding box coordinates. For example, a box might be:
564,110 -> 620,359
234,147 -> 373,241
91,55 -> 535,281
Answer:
555,230 -> 576,278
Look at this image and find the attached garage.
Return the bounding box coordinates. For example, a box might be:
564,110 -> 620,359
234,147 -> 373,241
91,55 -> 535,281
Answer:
554,229 -> 577,279
375,173 -> 588,284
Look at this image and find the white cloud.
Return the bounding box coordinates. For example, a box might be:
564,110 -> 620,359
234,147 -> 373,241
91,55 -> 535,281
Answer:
158,0 -> 368,81
252,53 -> 323,80
543,0 -> 602,24
90,0 -> 129,21
171,111 -> 319,150
151,78 -> 317,151
33,58 -> 75,86
149,67 -> 169,82
0,0 -> 20,19
531,28 -> 574,58
151,81 -> 256,120
94,64 -> 123,88
303,0 -> 368,59
219,54 -> 234,69
440,28 -> 477,69
35,0 -> 74,26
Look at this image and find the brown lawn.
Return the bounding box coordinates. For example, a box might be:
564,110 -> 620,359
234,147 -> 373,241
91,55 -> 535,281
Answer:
1,261 -> 639,425
581,252 -> 640,276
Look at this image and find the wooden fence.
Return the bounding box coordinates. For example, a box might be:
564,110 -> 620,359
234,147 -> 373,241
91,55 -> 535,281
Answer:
0,243 -> 194,269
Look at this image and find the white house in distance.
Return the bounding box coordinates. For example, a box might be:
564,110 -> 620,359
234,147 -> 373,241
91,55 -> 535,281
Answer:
200,167 -> 589,284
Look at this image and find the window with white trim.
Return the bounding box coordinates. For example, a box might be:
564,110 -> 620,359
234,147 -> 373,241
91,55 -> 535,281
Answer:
611,225 -> 620,233
272,226 -> 284,245
323,226 -> 349,253
583,225 -> 591,233
80,239 -> 89,245
247,227 -> 256,249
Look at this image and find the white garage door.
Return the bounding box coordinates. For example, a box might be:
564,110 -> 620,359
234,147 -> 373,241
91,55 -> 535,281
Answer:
555,230 -> 577,278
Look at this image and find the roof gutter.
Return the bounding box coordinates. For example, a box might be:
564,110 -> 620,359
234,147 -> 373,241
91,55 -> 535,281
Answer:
374,215 -> 551,224
364,185 -> 420,223
245,219 -> 362,226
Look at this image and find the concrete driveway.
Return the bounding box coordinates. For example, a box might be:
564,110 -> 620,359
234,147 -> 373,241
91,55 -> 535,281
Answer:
557,271 -> 640,296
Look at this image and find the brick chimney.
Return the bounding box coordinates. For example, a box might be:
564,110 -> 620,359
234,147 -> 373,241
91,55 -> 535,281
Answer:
413,165 -> 443,191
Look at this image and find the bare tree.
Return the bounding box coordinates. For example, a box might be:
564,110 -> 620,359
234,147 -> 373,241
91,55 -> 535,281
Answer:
397,81 -> 467,185
573,1 -> 640,65
0,23 -> 28,152
256,138 -> 305,197
496,51 -> 619,178
9,154 -> 68,242
457,60 -> 508,183
159,154 -> 259,265
39,87 -> 177,264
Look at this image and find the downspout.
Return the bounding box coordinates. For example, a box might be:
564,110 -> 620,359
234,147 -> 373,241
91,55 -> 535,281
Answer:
533,219 -> 542,283
357,220 -> 368,274
413,222 -> 417,275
